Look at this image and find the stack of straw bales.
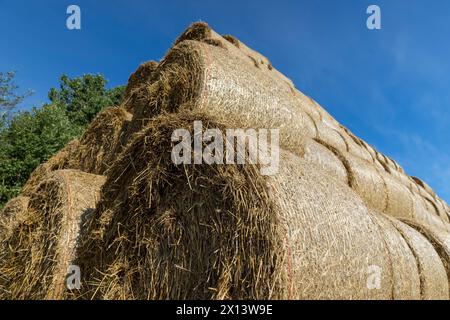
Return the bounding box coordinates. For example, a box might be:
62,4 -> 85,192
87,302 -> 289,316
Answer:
69,111 -> 449,299
2,22 -> 450,300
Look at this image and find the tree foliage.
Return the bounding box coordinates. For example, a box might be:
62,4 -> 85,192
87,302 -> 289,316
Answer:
0,105 -> 81,205
48,74 -> 125,126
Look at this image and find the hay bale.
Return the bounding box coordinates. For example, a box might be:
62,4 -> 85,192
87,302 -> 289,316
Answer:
440,200 -> 450,221
341,152 -> 388,213
73,111 -> 429,300
176,22 -> 294,88
410,194 -> 450,233
71,111 -> 284,299
392,171 -> 419,194
172,23 -> 449,202
314,120 -> 348,153
291,91 -> 323,124
0,196 -> 30,298
370,212 -> 421,299
0,196 -> 29,242
387,217 -> 449,299
132,21 -> 425,175
375,152 -> 393,174
400,220 -> 450,296
339,127 -> 373,162
306,96 -> 342,132
296,135 -> 447,234
122,61 -> 159,117
0,196 -> 29,221
70,107 -> 132,175
361,141 -> 385,171
435,200 -> 450,223
123,60 -> 158,101
303,138 -> 348,183
0,169 -> 105,299
268,153 -> 394,299
412,176 -> 437,200
420,195 -> 450,224
381,173 -> 414,220
129,23 -> 446,213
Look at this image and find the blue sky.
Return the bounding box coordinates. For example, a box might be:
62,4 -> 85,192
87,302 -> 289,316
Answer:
1,0 -> 449,202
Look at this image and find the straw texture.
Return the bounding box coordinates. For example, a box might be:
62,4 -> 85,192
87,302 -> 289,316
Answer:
0,170 -> 105,299
69,111 -> 442,300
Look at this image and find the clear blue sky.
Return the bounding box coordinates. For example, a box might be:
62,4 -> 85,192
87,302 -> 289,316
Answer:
1,0 -> 449,202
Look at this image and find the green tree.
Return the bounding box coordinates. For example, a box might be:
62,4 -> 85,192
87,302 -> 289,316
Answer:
0,104 -> 81,205
48,74 -> 125,127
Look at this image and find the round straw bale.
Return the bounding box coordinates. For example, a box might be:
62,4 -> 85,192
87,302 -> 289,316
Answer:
0,169 -> 105,299
421,195 -> 449,223
72,111 -> 284,299
122,61 -> 159,118
369,212 -> 421,299
381,173 -> 414,220
73,111 -> 415,300
361,143 -> 385,172
0,197 -> 34,300
131,22 -> 433,195
176,22 -> 294,88
440,201 -> 450,221
387,217 -> 449,299
408,178 -> 421,194
303,138 -> 348,183
412,176 -> 437,199
435,200 -> 450,223
375,152 -> 393,174
410,194 -> 450,232
70,107 -> 132,175
339,127 -> 373,162
314,120 -> 348,153
307,96 -> 342,130
292,91 -> 323,123
393,171 -> 418,194
268,153 -> 393,299
123,60 -> 158,101
0,196 -> 29,241
372,211 -> 421,300
400,219 -> 450,296
340,151 -> 388,213
0,196 -> 29,221
385,156 -> 400,172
